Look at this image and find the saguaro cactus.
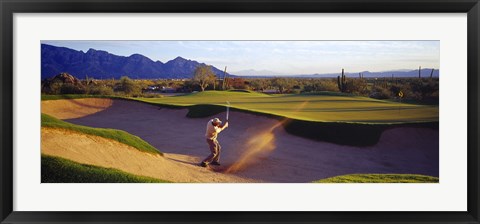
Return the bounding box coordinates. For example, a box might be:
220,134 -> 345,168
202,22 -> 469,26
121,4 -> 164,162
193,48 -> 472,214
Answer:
418,66 -> 422,78
222,66 -> 228,90
337,69 -> 347,92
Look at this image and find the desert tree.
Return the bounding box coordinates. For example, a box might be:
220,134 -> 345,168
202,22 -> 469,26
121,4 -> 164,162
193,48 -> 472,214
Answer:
231,78 -> 247,89
271,77 -> 293,93
193,65 -> 216,91
249,78 -> 268,91
119,76 -> 141,96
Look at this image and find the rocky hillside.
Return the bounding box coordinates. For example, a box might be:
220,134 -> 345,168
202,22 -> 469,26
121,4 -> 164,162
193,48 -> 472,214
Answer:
41,44 -> 229,80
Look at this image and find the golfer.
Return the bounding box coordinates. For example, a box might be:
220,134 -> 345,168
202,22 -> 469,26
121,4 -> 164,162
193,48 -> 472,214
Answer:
200,118 -> 228,167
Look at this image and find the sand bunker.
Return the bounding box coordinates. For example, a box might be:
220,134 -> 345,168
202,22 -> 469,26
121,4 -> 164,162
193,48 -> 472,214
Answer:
42,98 -> 439,183
41,127 -> 253,183
41,98 -> 113,119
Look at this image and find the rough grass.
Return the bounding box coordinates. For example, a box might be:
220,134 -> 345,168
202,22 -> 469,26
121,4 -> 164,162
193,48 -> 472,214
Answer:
41,154 -> 170,183
42,113 -> 162,155
314,174 -> 439,183
137,90 -> 438,124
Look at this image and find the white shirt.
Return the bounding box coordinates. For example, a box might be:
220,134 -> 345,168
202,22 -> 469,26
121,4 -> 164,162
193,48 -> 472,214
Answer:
205,119 -> 227,140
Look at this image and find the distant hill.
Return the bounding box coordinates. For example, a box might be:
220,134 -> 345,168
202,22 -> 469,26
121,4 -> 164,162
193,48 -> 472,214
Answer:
294,69 -> 439,78
232,68 -> 439,79
41,44 -> 229,80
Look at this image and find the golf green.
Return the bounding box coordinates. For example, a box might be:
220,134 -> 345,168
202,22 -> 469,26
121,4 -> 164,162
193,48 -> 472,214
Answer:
138,91 -> 438,124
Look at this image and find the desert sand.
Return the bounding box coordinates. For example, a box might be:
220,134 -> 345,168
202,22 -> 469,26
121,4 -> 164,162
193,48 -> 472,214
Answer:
41,98 -> 439,183
41,98 -> 113,119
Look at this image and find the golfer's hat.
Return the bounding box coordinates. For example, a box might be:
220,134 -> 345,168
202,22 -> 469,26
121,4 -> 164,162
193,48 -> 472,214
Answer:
212,118 -> 222,125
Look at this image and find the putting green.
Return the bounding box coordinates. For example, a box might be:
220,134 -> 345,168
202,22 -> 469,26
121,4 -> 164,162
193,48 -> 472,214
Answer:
137,91 -> 438,124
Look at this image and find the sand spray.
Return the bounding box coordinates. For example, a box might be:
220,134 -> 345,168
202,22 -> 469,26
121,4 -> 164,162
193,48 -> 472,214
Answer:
224,101 -> 309,173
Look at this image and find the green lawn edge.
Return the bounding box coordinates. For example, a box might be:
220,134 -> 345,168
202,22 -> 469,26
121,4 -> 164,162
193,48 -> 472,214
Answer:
42,113 -> 162,155
314,174 -> 439,183
41,154 -> 170,183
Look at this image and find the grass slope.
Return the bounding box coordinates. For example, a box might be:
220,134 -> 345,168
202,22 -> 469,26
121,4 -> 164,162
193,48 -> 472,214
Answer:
42,113 -> 162,155
138,91 -> 438,124
42,154 -> 169,183
315,174 -> 439,183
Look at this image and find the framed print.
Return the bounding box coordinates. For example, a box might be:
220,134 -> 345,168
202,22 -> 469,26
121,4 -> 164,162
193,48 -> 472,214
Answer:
1,0 -> 479,223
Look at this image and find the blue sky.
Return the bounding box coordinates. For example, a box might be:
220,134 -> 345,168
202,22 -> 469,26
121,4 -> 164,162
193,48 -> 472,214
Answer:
42,40 -> 439,75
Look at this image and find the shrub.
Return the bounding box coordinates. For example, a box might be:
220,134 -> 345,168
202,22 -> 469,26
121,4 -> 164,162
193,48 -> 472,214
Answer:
271,78 -> 293,93
231,78 -> 248,89
46,81 -> 63,94
249,79 -> 269,91
318,79 -> 341,92
118,76 -> 141,96
60,83 -> 86,94
346,79 -> 368,95
87,85 -> 114,95
369,86 -> 391,99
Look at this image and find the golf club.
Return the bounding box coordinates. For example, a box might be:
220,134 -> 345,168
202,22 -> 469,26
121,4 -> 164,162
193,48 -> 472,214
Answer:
226,101 -> 230,122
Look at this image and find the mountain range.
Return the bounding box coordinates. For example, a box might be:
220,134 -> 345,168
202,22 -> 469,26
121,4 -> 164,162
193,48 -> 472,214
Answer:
293,69 -> 440,78
41,44 -> 229,80
42,44 -> 439,80
235,69 -> 439,79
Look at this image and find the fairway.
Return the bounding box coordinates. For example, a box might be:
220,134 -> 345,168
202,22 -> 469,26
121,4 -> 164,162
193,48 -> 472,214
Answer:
41,98 -> 439,182
138,91 -> 438,123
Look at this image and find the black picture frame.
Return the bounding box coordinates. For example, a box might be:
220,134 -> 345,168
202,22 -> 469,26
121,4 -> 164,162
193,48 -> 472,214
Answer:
1,0 -> 479,223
